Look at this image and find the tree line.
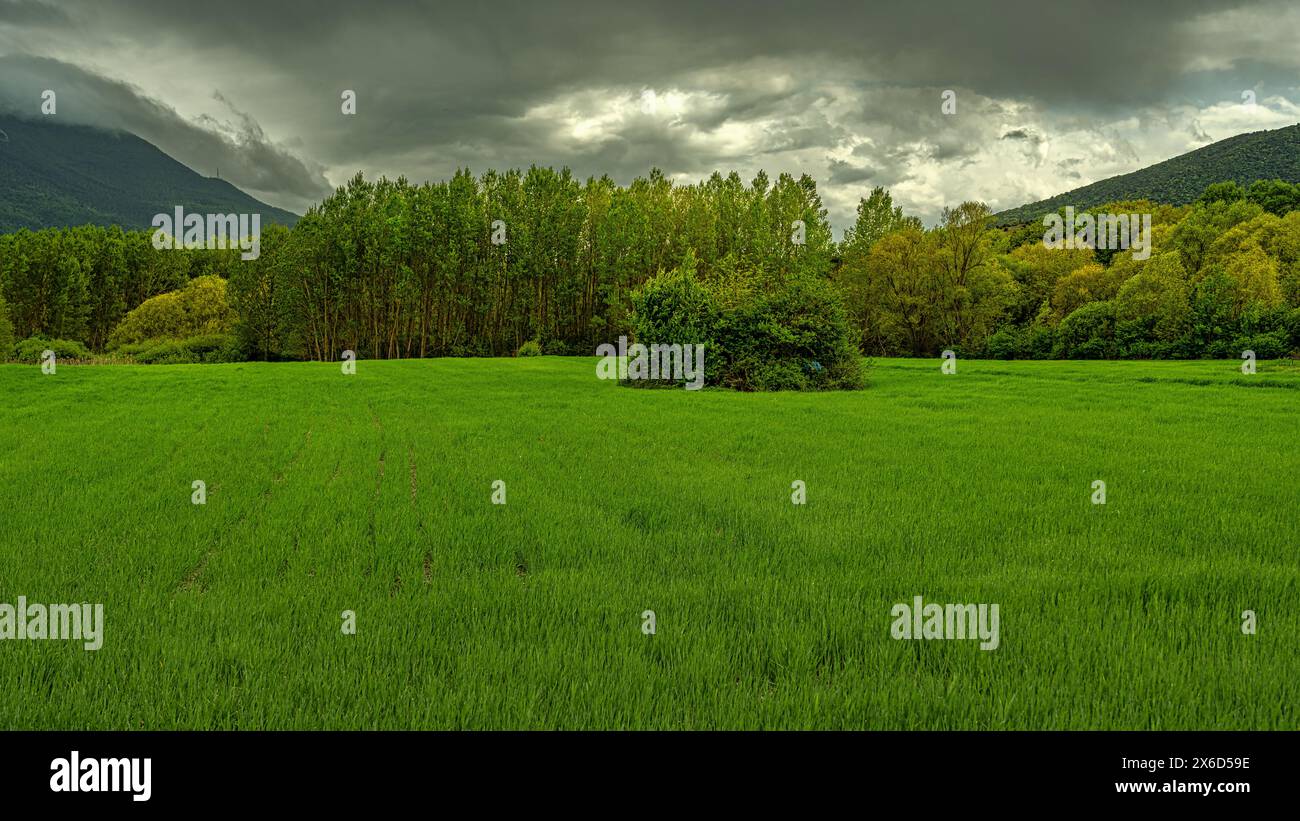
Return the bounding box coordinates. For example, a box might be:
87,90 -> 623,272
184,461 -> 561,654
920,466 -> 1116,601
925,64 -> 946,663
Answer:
838,180 -> 1300,359
236,167 -> 837,361
2,170 -> 1299,363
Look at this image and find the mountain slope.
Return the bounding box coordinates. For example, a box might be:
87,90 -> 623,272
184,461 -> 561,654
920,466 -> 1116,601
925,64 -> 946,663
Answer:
995,123 -> 1300,225
0,114 -> 298,233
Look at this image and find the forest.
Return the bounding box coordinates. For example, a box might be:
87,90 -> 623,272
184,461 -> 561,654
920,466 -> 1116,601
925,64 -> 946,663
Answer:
2,169 -> 1299,369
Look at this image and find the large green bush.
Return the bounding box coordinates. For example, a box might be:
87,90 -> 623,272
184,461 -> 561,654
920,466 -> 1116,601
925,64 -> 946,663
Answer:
627,251 -> 722,386
983,326 -> 1024,359
1054,301 -> 1117,359
1232,330 -> 1290,360
629,252 -> 864,391
121,334 -> 243,365
131,339 -> 198,365
714,274 -> 864,390
12,335 -> 92,363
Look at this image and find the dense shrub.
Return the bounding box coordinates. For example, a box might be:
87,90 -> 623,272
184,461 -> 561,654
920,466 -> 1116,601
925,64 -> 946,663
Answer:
1054,301 -> 1117,359
714,274 -> 865,390
1120,339 -> 1181,359
124,334 -> 243,364
12,335 -> 92,363
110,292 -> 186,345
983,326 -> 1023,359
981,323 -> 1056,360
628,252 -> 723,385
1232,331 -> 1290,360
630,252 -> 863,391
133,340 -> 198,364
184,334 -> 244,363
517,340 -> 542,357
1114,317 -> 1153,356
1204,338 -> 1237,359
1024,324 -> 1056,359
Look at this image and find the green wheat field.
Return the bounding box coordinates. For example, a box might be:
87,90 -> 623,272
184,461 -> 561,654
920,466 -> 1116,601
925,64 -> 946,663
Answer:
2,357 -> 1297,729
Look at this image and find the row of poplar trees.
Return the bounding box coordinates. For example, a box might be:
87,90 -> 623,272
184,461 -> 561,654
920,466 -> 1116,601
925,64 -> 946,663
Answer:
231,167 -> 834,360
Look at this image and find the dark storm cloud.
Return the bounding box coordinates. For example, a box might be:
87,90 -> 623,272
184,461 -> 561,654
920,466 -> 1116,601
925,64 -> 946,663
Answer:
0,0 -> 67,26
1,0 -> 1297,226
51,0 -> 1244,104
0,56 -> 333,210
1055,157 -> 1085,180
827,159 -> 878,186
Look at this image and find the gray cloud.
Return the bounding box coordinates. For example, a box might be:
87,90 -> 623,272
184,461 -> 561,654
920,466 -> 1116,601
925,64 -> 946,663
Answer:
0,55 -> 332,212
0,0 -> 67,26
1,0 -> 1298,229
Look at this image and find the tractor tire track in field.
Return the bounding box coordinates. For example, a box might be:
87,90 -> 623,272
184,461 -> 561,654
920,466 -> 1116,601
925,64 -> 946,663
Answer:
365,400 -> 386,579
177,506 -> 253,594
373,448 -> 386,499
273,429 -> 312,484
178,552 -> 213,593
275,533 -> 300,581
408,442 -> 418,504
408,441 -> 435,586
166,401 -> 221,464
368,401 -> 386,502
179,425 -> 314,593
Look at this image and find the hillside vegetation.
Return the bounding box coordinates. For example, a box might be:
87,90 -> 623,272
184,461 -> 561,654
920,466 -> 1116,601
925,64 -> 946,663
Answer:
0,114 -> 298,233
994,123 -> 1300,226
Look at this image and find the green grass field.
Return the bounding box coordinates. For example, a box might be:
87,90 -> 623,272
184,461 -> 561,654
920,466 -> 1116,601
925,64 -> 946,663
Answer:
2,357 -> 1297,729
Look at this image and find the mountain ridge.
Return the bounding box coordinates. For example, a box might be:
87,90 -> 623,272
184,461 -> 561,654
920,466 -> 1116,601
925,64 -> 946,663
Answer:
0,113 -> 298,233
994,123 -> 1300,225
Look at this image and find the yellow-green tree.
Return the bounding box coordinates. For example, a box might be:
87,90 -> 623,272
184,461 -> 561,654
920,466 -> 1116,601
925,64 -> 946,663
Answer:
1051,262 -> 1127,320
1114,252 -> 1191,341
108,275 -> 235,348
861,226 -> 938,355
1222,242 -> 1283,316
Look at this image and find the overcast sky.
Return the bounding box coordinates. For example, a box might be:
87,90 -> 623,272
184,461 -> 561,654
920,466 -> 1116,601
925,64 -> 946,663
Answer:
2,0 -> 1298,233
